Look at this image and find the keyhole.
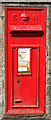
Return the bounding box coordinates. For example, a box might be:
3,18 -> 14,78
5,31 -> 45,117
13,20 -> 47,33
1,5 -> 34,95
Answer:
18,80 -> 20,84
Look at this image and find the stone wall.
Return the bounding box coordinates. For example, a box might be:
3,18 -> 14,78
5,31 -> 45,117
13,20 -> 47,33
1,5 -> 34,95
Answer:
0,2 -> 51,120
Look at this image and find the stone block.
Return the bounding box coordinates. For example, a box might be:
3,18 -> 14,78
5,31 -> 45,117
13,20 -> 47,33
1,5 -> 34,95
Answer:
49,32 -> 51,44
49,19 -> 51,27
47,46 -> 51,57
47,60 -> 51,71
49,7 -> 51,18
47,77 -> 51,85
0,6 -> 2,16
0,48 -> 3,57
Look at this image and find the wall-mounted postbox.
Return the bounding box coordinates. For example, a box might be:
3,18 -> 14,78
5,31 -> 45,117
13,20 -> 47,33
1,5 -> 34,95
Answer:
5,7 -> 46,114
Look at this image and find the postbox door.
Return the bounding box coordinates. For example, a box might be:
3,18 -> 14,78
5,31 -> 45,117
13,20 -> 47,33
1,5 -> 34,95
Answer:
12,47 -> 39,107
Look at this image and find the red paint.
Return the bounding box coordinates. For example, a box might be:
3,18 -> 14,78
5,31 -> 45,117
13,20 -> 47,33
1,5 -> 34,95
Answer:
5,7 -> 46,114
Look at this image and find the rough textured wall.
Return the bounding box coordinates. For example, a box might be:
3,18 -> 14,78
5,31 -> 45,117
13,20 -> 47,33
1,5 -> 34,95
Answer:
0,5 -> 5,120
0,2 -> 50,120
0,0 -> 51,2
47,6 -> 51,119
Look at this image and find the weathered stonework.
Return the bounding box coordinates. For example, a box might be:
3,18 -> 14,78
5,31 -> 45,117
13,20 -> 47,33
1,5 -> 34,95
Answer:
0,0 -> 51,2
0,2 -> 50,120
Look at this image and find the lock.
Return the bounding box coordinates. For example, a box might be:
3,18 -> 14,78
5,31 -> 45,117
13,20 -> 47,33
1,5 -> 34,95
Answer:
16,76 -> 20,84
18,80 -> 20,84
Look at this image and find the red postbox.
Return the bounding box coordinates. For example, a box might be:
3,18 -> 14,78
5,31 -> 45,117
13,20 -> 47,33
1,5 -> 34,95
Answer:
5,7 -> 46,114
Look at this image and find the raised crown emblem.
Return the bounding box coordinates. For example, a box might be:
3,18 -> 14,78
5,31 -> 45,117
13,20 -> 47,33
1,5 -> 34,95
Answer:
21,12 -> 29,21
